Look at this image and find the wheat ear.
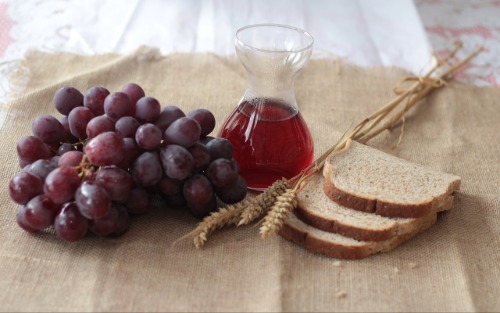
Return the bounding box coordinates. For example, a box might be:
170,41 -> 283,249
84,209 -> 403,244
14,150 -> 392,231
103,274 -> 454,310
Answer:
259,189 -> 298,238
238,178 -> 289,226
192,204 -> 245,248
174,178 -> 290,248
173,202 -> 248,249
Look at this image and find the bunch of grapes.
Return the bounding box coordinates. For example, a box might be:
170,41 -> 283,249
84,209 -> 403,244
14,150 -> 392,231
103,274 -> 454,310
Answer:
9,83 -> 247,242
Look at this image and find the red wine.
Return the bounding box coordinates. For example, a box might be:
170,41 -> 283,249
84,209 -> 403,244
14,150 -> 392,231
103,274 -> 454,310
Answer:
219,98 -> 313,190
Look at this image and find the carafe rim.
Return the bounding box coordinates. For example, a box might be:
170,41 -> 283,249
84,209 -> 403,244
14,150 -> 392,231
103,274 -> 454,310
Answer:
235,23 -> 314,54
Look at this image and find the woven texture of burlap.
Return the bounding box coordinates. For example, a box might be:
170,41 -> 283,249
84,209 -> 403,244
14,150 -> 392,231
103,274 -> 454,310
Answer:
0,48 -> 498,312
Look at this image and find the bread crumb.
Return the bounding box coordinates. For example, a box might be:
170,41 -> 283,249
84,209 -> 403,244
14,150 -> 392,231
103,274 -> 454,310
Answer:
393,267 -> 400,274
335,290 -> 347,299
407,262 -> 418,269
333,261 -> 342,267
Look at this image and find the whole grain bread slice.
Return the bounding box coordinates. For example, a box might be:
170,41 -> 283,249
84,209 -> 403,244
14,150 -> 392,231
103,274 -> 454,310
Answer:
279,212 -> 436,259
323,140 -> 461,218
296,173 -> 454,241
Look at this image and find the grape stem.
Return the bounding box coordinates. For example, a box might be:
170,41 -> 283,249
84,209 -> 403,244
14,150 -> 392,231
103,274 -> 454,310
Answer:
75,154 -> 97,180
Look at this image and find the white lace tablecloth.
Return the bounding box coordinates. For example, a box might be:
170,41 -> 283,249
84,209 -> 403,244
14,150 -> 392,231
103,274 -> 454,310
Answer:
0,0 -> 498,103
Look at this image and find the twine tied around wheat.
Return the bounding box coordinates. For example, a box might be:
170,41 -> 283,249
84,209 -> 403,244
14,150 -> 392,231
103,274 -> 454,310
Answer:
175,41 -> 483,248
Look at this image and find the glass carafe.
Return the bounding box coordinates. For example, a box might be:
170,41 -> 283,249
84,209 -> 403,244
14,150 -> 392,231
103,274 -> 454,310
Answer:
219,24 -> 314,191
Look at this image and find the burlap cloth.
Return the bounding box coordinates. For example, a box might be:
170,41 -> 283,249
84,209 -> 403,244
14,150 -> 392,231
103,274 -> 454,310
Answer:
0,48 -> 498,312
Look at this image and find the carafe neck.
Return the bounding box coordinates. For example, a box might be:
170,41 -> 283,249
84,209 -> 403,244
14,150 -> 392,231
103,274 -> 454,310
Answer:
242,74 -> 297,110
234,24 -> 313,113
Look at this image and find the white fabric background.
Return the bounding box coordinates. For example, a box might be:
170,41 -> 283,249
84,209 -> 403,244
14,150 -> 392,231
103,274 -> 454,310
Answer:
0,1 -> 432,89
1,0 -> 498,101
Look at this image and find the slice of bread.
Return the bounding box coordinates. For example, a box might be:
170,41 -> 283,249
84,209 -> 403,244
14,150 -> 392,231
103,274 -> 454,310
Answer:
323,140 -> 461,218
296,173 -> 454,241
279,212 -> 437,259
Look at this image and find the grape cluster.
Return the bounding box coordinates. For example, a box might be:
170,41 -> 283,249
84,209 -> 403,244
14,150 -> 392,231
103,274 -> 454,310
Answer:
9,83 -> 247,242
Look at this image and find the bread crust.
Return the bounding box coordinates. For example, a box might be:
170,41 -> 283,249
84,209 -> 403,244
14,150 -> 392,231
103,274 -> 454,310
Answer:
295,173 -> 454,241
279,213 -> 437,259
323,173 -> 446,218
279,221 -> 371,259
321,140 -> 461,218
294,206 -> 395,241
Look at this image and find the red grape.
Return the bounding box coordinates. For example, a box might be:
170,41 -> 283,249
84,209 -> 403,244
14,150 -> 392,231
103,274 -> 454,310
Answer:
116,137 -> 141,170
75,181 -> 111,220
205,138 -> 234,160
16,205 -> 37,233
160,144 -> 194,180
86,115 -> 115,138
199,136 -> 215,145
135,123 -> 162,150
20,159 -> 32,169
188,142 -> 211,170
54,202 -> 88,242
89,204 -> 119,236
24,194 -> 60,230
215,175 -> 247,204
53,86 -> 83,116
49,155 -> 60,167
135,96 -> 160,123
115,116 -> 140,138
206,158 -> 238,187
187,109 -> 216,137
132,151 -> 163,186
9,171 -> 44,204
155,105 -> 185,132
163,117 -> 201,148
85,131 -> 125,166
104,92 -> 133,120
58,151 -> 84,167
183,174 -> 213,207
32,114 -> 66,145
58,143 -> 74,155
121,83 -> 145,107
231,158 -> 240,173
84,86 -> 110,116
16,136 -> 51,164
68,106 -> 95,139
187,194 -> 217,219
26,159 -> 56,182
94,167 -> 133,203
44,166 -> 81,204
59,116 -> 78,143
